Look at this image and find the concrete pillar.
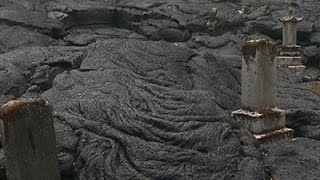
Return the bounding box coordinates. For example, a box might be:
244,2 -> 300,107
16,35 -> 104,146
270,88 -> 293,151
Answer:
283,22 -> 297,46
233,39 -> 294,144
277,8 -> 305,75
0,98 -> 60,180
278,7 -> 303,46
241,40 -> 277,110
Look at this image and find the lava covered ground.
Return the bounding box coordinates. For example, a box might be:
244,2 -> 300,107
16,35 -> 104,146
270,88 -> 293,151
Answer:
0,0 -> 320,179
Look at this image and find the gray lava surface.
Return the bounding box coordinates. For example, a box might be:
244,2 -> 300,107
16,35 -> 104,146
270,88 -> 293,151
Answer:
0,0 -> 320,179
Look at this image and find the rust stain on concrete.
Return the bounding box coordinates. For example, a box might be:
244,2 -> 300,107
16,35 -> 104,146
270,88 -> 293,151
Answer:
242,39 -> 274,58
0,98 -> 48,122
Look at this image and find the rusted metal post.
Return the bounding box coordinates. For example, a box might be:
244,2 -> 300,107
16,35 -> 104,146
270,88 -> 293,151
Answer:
0,98 -> 60,180
241,39 -> 277,110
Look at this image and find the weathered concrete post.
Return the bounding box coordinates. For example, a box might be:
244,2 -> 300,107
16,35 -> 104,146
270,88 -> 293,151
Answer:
232,39 -> 293,144
241,40 -> 277,110
0,98 -> 60,180
279,8 -> 303,46
277,7 -> 305,75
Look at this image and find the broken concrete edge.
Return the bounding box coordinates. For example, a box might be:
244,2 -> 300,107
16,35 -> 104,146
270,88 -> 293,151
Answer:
232,109 -> 286,134
242,39 -> 275,58
231,108 -> 284,118
0,98 -> 49,122
254,127 -> 293,141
